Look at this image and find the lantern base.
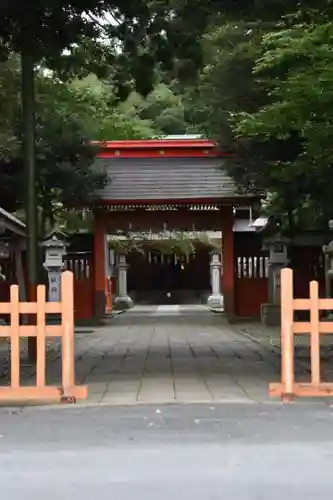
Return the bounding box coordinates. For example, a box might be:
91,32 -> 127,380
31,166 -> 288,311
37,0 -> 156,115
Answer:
207,293 -> 224,312
114,295 -> 133,310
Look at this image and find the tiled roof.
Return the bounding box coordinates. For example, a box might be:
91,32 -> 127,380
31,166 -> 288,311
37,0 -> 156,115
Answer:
95,157 -> 246,201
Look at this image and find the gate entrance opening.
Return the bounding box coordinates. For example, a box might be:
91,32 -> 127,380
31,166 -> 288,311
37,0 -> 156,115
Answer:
72,138 -> 269,321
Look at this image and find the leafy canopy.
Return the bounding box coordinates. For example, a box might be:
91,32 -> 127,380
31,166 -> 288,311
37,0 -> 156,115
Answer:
181,5 -> 333,232
0,60 -> 164,233
0,0 -> 209,100
233,19 -> 333,230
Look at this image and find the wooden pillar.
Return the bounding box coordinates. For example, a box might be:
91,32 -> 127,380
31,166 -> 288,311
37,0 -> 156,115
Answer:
222,205 -> 235,318
93,211 -> 106,319
104,235 -> 112,314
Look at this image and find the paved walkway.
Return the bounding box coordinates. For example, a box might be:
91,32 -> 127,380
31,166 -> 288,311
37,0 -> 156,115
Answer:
77,307 -> 282,405
1,305 -> 333,405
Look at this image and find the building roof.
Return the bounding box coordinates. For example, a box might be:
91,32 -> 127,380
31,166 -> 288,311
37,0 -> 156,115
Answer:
0,207 -> 26,236
251,217 -> 269,231
158,134 -> 204,140
93,138 -> 217,156
92,138 -> 260,204
95,157 -> 249,203
234,219 -> 256,232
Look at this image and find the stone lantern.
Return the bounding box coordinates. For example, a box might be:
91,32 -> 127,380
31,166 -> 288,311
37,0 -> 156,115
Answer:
322,220 -> 333,301
323,239 -> 333,295
261,234 -> 290,325
114,253 -> 133,309
207,251 -> 224,312
40,231 -> 69,302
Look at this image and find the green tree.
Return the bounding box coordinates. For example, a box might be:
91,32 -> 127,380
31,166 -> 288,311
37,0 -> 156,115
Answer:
0,0 -> 211,359
121,83 -> 189,135
0,0 -> 203,316
187,7 -> 333,232
138,84 -> 185,135
0,64 -> 106,229
70,74 -> 158,140
0,57 -> 21,162
183,23 -> 267,142
162,0 -> 333,25
0,64 -> 162,234
232,19 -> 333,231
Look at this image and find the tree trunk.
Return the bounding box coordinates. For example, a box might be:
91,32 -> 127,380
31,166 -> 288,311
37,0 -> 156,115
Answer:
21,50 -> 38,362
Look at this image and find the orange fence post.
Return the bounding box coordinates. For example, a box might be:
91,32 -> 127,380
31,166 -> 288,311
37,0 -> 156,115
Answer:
0,270 -> 88,404
36,285 -> 46,388
10,285 -> 20,389
61,271 -> 75,399
310,280 -> 320,386
280,268 -> 295,400
269,268 -> 333,400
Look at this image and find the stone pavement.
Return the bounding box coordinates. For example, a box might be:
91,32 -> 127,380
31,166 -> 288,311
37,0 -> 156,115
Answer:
1,304 -> 333,405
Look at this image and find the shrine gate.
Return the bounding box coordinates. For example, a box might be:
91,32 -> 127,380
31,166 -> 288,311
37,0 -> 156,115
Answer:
82,138 -> 267,321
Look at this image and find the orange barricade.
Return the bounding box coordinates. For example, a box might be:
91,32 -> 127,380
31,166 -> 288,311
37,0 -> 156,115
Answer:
0,271 -> 88,403
270,267 -> 333,400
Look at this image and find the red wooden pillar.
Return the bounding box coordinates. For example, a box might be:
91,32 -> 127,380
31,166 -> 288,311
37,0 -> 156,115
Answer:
222,205 -> 235,318
93,211 -> 106,319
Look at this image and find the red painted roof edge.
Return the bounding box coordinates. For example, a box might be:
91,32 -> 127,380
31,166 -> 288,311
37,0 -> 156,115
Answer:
91,139 -> 217,150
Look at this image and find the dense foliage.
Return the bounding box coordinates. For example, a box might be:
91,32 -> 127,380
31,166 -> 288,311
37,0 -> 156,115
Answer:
181,3 -> 333,233
232,20 -> 333,231
2,0 -> 333,236
0,59 -> 192,232
0,0 -> 203,235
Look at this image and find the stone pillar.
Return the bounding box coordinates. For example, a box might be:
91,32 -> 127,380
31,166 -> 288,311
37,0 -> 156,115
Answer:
47,271 -> 62,302
93,212 -> 106,319
222,206 -> 235,318
114,253 -> 133,309
268,262 -> 286,303
207,252 -> 224,311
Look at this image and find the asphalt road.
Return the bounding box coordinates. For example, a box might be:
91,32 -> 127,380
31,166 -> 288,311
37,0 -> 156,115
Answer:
1,402 -> 333,499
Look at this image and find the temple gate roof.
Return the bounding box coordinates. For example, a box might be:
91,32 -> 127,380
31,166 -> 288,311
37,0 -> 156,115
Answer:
93,139 -> 258,204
